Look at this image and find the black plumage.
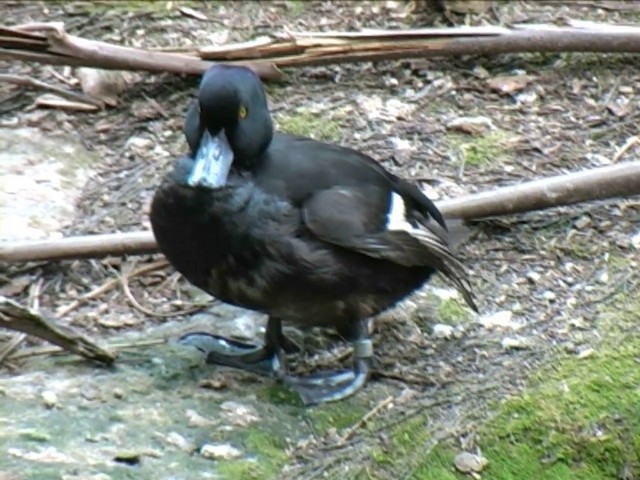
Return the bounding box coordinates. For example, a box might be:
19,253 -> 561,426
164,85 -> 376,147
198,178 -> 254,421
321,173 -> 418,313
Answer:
150,65 -> 477,404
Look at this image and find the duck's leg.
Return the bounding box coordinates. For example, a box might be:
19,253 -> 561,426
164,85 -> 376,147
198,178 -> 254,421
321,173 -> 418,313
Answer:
179,317 -> 297,377
283,318 -> 372,405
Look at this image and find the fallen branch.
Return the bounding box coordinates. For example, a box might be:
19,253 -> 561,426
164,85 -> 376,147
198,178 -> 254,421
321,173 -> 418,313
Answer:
3,20 -> 640,80
0,22 -> 282,80
1,162 -> 639,263
0,296 -> 115,364
438,161 -> 640,220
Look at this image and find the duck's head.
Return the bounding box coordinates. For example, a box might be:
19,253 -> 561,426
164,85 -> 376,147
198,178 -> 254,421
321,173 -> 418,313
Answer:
184,65 -> 274,189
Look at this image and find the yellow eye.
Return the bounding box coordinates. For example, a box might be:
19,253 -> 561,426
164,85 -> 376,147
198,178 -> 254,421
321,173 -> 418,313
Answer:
239,105 -> 248,119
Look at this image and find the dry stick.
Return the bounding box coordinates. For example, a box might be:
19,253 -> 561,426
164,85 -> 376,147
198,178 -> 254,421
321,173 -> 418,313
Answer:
0,296 -> 115,364
3,21 -> 640,79
0,73 -> 104,107
339,395 -> 395,444
437,161 -> 640,220
0,22 -> 282,80
2,162 -> 640,264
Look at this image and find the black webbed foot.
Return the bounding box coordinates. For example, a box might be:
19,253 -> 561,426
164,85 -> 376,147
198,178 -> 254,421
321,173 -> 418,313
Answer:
180,316 -> 373,405
179,331 -> 280,376
282,321 -> 373,405
179,317 -> 295,378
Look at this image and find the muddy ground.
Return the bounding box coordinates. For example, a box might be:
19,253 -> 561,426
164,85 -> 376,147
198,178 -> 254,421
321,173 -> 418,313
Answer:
1,1 -> 640,479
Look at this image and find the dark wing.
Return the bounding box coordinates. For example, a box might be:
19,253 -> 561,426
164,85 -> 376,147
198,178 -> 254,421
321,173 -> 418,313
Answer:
303,185 -> 477,312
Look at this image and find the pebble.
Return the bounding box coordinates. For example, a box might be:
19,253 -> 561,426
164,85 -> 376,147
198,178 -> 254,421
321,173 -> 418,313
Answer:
432,324 -> 455,339
478,310 -> 520,330
525,271 -> 541,283
41,390 -> 58,409
542,291 -> 557,302
220,401 -> 260,427
200,443 -> 242,460
454,451 -> 488,478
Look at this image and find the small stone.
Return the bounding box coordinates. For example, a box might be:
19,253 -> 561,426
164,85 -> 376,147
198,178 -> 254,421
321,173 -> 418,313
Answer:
632,230 -> 640,249
454,451 -> 488,478
597,271 -> 609,284
432,324 -> 455,339
446,116 -> 495,136
220,401 -> 260,427
577,347 -> 595,359
574,215 -> 591,229
200,443 -> 242,460
112,388 -> 125,399
385,77 -> 399,88
186,409 -> 215,428
41,390 -> 58,409
478,310 -> 519,330
542,291 -> 556,302
165,432 -> 193,451
501,336 -> 532,350
526,271 -> 541,283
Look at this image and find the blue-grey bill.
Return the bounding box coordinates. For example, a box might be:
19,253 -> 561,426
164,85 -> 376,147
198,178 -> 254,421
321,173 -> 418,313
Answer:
187,130 -> 234,188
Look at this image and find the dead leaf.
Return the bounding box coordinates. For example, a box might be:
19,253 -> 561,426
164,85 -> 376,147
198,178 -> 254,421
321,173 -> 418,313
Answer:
76,68 -> 142,107
34,94 -> 99,112
487,75 -> 532,95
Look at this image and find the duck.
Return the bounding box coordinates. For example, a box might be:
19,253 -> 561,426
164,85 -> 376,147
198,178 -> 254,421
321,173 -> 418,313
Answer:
149,64 -> 477,405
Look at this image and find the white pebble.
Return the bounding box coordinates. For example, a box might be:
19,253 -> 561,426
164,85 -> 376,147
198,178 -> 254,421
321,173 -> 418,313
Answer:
200,443 -> 242,460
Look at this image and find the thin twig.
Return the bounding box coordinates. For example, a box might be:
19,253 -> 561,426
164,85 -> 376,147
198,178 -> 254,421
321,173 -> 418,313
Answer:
119,262 -> 205,318
56,259 -> 169,317
0,333 -> 26,364
0,73 -> 104,107
339,395 -> 395,444
9,338 -> 166,361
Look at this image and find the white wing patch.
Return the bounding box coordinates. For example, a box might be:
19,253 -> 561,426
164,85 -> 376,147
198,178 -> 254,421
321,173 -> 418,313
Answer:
386,192 -> 414,231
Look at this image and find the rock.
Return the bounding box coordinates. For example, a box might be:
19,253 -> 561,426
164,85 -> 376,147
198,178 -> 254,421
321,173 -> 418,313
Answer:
200,443 -> 242,460
632,230 -> 640,249
454,451 -> 488,479
0,127 -> 97,241
432,324 -> 455,339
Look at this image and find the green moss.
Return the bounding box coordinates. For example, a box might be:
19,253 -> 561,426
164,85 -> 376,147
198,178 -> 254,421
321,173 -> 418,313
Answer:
307,399 -> 369,435
449,131 -> 513,167
213,426 -> 290,479
217,459 -> 265,480
362,286 -> 640,479
437,297 -> 473,325
275,110 -> 342,143
256,384 -> 304,407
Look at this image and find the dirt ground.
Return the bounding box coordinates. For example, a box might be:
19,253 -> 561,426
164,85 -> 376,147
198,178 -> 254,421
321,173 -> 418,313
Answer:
1,1 -> 640,479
